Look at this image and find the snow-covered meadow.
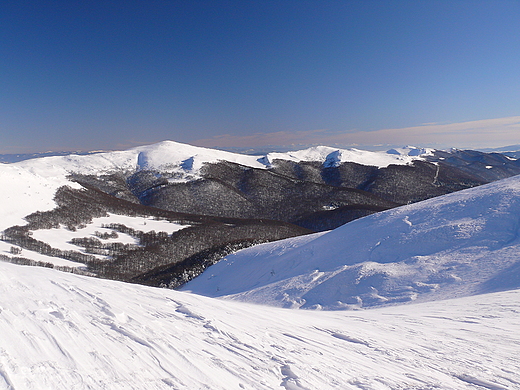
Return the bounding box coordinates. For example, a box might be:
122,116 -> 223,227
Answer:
0,214 -> 189,267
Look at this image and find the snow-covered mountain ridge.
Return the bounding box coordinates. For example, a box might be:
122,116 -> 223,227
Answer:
5,141 -> 432,172
2,140 -> 520,289
1,140 -> 515,232
183,172 -> 520,309
0,141 -> 429,230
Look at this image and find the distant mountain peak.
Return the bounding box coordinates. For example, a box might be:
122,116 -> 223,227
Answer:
386,146 -> 435,156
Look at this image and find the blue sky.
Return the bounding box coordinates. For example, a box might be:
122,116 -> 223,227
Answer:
1,0 -> 519,153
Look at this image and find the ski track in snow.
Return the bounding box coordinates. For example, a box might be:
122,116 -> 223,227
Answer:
0,261 -> 519,389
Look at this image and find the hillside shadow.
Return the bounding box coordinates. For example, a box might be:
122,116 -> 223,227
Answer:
479,260 -> 520,293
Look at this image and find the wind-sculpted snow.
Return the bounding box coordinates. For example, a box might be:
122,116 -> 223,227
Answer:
183,174 -> 520,309
0,260 -> 519,389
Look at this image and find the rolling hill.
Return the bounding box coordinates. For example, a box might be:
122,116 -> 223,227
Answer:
183,173 -> 520,309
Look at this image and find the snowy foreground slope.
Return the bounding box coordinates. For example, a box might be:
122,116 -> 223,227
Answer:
0,260 -> 519,390
183,174 -> 520,309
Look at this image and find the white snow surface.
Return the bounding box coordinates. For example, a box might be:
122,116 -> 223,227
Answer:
1,141 -> 519,388
183,174 -> 520,310
0,164 -> 82,230
0,140 -> 430,231
386,145 -> 435,157
264,145 -> 431,168
0,260 -> 519,390
0,240 -> 86,268
25,214 -> 189,263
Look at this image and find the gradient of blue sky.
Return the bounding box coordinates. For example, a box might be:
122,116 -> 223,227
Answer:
1,0 -> 519,153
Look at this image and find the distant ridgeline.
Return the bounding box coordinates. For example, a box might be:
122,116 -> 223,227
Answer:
0,150 -> 104,164
1,141 -> 520,288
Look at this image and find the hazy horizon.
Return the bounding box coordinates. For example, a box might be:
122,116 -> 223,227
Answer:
2,1 -> 519,153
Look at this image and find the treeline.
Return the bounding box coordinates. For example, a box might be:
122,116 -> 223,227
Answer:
131,239 -> 267,288
89,220 -> 308,283
0,254 -> 94,276
1,183 -> 311,287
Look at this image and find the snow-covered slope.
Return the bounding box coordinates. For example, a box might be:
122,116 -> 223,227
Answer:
183,174 -> 520,309
2,141 -> 520,389
0,164 -> 80,230
265,145 -> 433,168
0,140 -> 431,232
0,260 -> 519,390
5,141 -> 430,181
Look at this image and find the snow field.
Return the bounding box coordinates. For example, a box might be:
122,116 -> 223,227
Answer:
0,164 -> 82,231
0,261 -> 518,390
265,145 -> 432,168
1,141 -> 520,388
0,240 -> 87,268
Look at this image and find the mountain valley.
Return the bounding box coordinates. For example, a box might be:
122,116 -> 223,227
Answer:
2,141 -> 520,289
